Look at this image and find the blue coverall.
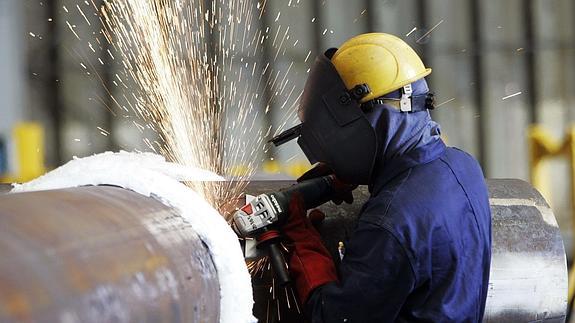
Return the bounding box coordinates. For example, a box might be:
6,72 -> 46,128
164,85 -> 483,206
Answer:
306,80 -> 492,322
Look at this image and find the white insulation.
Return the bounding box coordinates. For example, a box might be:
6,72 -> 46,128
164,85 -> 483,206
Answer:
12,151 -> 255,323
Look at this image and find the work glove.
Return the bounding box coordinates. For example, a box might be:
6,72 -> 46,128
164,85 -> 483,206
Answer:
297,163 -> 357,205
282,193 -> 338,303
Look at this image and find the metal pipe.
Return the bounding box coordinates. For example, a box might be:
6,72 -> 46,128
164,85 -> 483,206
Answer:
99,0 -> 119,153
246,179 -> 567,322
364,0 -> 376,33
257,0 -> 277,159
415,0 -> 430,60
311,0 -> 323,58
0,179 -> 567,321
469,0 -> 488,175
0,186 -> 220,322
46,0 -> 63,166
522,0 -> 538,125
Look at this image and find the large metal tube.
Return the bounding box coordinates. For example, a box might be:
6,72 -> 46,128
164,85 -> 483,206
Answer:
0,186 -> 220,322
0,179 -> 567,322
246,179 -> 567,322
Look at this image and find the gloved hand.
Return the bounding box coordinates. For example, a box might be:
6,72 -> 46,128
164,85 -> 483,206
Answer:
283,193 -> 338,303
298,163 -> 357,205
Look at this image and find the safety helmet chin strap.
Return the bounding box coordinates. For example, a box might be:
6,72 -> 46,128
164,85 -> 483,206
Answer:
400,84 -> 413,112
361,84 -> 435,113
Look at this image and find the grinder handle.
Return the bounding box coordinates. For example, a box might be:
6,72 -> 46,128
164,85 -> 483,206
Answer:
278,175 -> 336,210
258,229 -> 291,286
265,242 -> 291,286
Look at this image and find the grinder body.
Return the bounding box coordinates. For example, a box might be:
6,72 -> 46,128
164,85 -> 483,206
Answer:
232,175 -> 339,286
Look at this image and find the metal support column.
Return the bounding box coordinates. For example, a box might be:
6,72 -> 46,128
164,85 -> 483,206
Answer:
311,0 -> 323,58
100,0 -> 118,152
46,0 -> 63,166
258,0 -> 277,160
470,0 -> 488,174
365,0 -> 376,33
415,0 -> 430,61
522,0 -> 538,125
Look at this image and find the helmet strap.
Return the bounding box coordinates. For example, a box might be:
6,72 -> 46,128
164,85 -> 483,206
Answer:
361,91 -> 436,113
399,84 -> 413,112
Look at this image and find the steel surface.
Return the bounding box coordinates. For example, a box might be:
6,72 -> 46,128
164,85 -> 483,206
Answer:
0,179 -> 566,322
0,186 -> 220,322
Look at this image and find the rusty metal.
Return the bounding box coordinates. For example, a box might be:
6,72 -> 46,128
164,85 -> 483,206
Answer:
0,179 -> 567,322
0,186 -> 220,322
245,179 -> 567,322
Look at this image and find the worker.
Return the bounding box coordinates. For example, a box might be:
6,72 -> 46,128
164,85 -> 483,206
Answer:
274,33 -> 492,322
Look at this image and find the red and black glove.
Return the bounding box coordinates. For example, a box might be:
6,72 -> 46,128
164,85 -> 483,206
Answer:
297,163 -> 357,205
283,193 -> 338,303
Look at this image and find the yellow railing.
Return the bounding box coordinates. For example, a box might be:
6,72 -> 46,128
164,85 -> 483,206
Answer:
228,160 -> 311,178
1,122 -> 47,183
528,124 -> 575,300
0,121 -> 308,183
262,160 -> 311,178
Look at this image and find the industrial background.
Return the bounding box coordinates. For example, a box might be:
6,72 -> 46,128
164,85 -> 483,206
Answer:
1,0 -> 575,311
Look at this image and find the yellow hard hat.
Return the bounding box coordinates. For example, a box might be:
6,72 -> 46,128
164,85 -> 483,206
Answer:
331,33 -> 432,103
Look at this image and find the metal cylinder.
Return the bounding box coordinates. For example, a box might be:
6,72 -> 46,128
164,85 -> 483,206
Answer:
246,179 -> 567,322
0,179 -> 567,322
484,179 -> 566,322
0,186 -> 220,322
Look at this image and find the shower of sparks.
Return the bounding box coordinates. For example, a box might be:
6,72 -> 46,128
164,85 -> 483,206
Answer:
66,21 -> 81,40
248,256 -> 269,277
502,91 -> 522,100
97,126 -> 110,136
405,27 -> 417,37
61,0 -> 307,320
435,97 -> 456,108
352,8 -> 367,23
248,250 -> 302,321
416,19 -> 444,43
64,0 -> 303,209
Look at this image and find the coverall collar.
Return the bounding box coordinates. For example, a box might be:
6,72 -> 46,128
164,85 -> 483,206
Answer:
369,139 -> 446,195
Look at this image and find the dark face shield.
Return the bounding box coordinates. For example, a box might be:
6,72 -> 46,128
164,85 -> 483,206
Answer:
271,52 -> 377,184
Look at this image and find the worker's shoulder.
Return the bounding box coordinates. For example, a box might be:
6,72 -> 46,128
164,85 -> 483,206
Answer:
406,146 -> 483,179
439,146 -> 484,174
397,146 -> 483,198
437,146 -> 489,202
361,146 -> 486,227
404,146 -> 486,199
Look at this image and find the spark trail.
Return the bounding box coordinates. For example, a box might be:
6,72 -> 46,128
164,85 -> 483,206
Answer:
89,0 -> 300,209
61,1 -> 306,321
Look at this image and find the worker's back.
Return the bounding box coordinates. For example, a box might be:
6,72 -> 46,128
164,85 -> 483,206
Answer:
359,141 -> 492,322
306,139 -> 491,322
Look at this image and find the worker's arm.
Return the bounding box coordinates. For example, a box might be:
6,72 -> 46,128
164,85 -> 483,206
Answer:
283,196 -> 339,302
306,220 -> 416,322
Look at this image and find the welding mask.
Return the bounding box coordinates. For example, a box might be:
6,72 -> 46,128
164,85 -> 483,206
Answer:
272,50 -> 377,185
